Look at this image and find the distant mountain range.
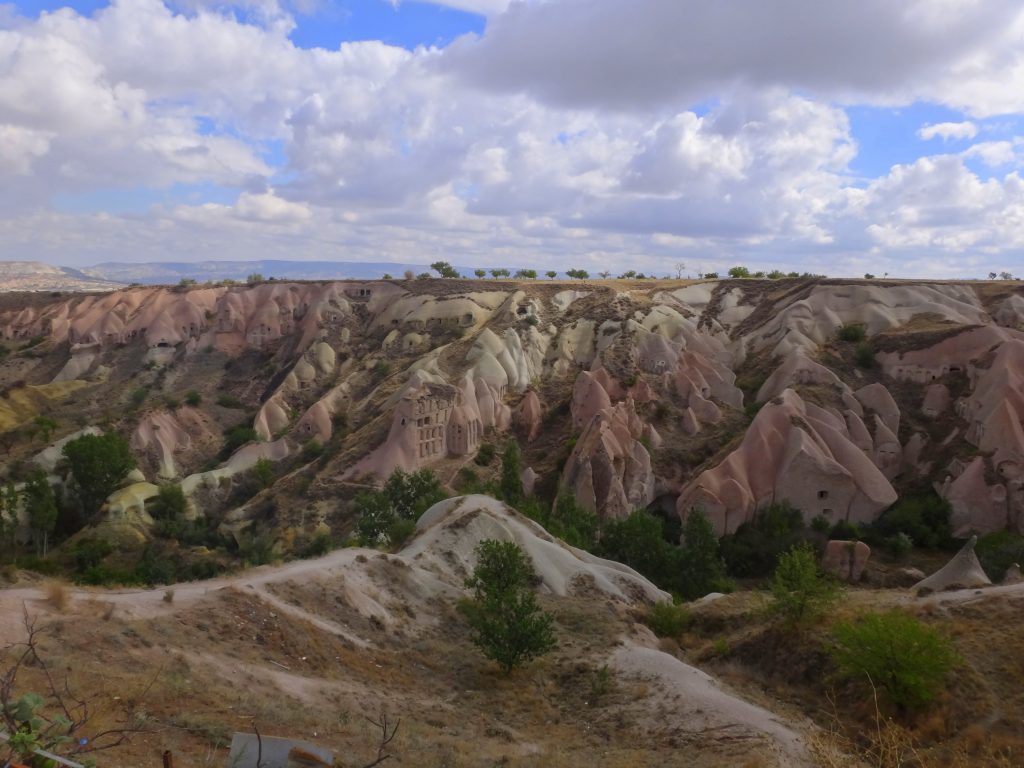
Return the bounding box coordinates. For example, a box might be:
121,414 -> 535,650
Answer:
81,260 -> 491,285
0,261 -> 125,292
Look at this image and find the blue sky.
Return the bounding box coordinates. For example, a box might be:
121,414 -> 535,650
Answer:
3,0 -> 1024,276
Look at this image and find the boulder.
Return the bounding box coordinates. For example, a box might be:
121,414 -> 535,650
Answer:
1002,563 -> 1023,585
521,467 -> 538,498
822,540 -> 871,583
913,536 -> 992,593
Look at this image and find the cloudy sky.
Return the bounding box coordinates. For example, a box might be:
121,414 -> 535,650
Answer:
3,0 -> 1024,276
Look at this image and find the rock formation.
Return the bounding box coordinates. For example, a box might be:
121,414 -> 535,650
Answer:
822,540 -> 871,583
914,536 -> 992,592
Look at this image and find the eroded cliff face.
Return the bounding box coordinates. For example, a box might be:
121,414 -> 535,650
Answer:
1,276 -> 1023,540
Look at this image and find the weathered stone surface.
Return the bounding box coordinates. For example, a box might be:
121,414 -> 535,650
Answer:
914,536 -> 992,592
822,540 -> 871,583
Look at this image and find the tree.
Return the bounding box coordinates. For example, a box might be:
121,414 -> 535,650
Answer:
674,262 -> 687,279
770,543 -> 839,628
430,261 -> 460,278
727,266 -> 751,278
490,268 -> 510,279
1000,271 -> 1014,280
864,273 -> 875,279
598,270 -> 611,279
499,439 -> 522,503
679,509 -> 729,599
404,269 -> 415,280
830,611 -> 960,711
252,457 -> 275,488
353,469 -> 447,546
382,273 -> 393,280
246,273 -> 264,284
545,270 -> 557,279
566,269 -> 589,280
152,484 -> 187,521
704,271 -> 719,279
184,390 -> 202,407
474,269 -> 486,279
989,272 -> 998,280
514,269 -> 538,279
23,470 -> 57,556
619,270 -> 637,279
462,539 -> 556,673
62,432 -> 136,519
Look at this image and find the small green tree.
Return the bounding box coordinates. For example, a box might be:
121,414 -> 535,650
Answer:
830,611 -> 960,712
770,543 -> 839,628
514,269 -> 537,279
728,266 -> 751,278
62,432 -> 135,519
23,470 -> 57,557
152,484 -> 187,521
32,416 -> 58,443
490,268 -> 510,279
545,270 -> 557,279
565,269 -> 589,280
474,269 -> 486,279
353,469 -> 447,546
462,539 -> 556,673
679,509 -> 729,599
247,273 -> 264,284
184,390 -> 202,407
252,457 -> 275,489
430,261 -> 460,279
499,439 -> 522,503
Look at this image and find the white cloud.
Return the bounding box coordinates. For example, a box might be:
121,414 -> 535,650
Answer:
918,121 -> 978,141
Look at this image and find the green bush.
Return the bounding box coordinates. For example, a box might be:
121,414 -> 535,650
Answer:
868,493 -> 953,550
885,532 -> 914,560
830,611 -> 960,711
499,439 -> 522,503
184,390 -> 202,406
854,341 -> 876,368
62,432 -> 136,519
474,443 -> 496,466
152,484 -> 187,521
72,537 -> 113,573
373,361 -> 391,379
520,493 -> 598,551
220,426 -> 258,458
353,468 -> 447,547
216,393 -> 245,409
461,539 -> 556,673
679,508 -> 731,599
301,440 -> 324,461
645,601 -> 690,638
837,323 -> 867,342
720,502 -> 808,578
975,531 -> 1024,581
252,457 -> 275,489
770,543 -> 839,627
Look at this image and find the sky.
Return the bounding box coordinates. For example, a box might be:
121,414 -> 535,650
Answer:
3,0 -> 1024,277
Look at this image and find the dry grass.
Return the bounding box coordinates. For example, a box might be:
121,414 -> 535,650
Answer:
43,579 -> 68,611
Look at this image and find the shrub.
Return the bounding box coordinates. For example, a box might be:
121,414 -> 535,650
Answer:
72,537 -> 113,573
184,390 -> 202,407
474,443 -> 496,466
679,509 -> 731,599
720,502 -> 808,578
373,360 -> 391,379
855,341 -> 876,368
386,518 -> 417,548
645,601 -> 690,638
252,457 -> 275,489
975,531 -> 1024,581
499,439 -> 522,503
301,440 -> 324,462
868,493 -> 953,550
216,394 -> 245,409
837,323 -> 867,342
44,580 -> 68,610
353,469 -> 447,547
830,611 -> 960,711
461,539 -> 556,673
152,484 -> 187,521
770,543 -> 839,628
302,533 -> 333,558
885,532 -> 914,560
220,426 -> 258,458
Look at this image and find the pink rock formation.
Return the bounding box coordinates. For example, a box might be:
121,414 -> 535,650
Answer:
561,396 -> 654,519
921,383 -> 950,417
678,389 -> 897,536
131,407 -> 215,479
939,457 -> 1010,536
514,391 -> 543,442
854,383 -> 900,436
822,540 -> 871,582
571,371 -> 612,431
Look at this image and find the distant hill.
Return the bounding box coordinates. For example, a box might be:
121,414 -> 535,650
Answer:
82,260 -> 498,284
0,261 -> 125,292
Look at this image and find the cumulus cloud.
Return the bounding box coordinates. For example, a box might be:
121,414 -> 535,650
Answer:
3,0 -> 1024,277
918,121 -> 978,141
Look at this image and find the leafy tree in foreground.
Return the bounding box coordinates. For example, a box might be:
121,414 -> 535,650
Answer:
830,611 -> 960,712
770,542 -> 839,628
462,539 -> 556,673
679,508 -> 730,599
62,432 -> 135,519
499,438 -> 522,503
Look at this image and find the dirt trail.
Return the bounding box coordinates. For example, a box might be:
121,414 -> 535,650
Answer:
0,546 -> 376,645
